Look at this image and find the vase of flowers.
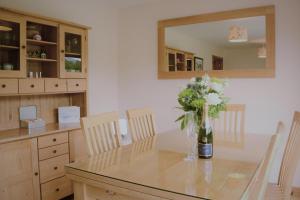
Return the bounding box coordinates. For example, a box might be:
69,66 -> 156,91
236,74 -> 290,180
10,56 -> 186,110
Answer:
176,75 -> 229,159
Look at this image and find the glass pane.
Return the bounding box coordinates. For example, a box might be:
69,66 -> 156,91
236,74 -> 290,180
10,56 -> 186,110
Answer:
0,19 -> 20,71
65,32 -> 82,73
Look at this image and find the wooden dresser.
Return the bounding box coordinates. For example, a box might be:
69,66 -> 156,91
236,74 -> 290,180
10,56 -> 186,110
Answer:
0,124 -> 88,200
0,7 -> 90,200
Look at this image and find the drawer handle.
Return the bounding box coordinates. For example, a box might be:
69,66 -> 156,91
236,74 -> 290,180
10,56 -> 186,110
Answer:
1,84 -> 6,88
52,150 -> 57,154
55,188 -> 60,192
34,172 -> 39,176
53,138 -> 57,142
54,166 -> 58,170
75,83 -> 79,87
30,84 -> 35,88
55,84 -> 59,87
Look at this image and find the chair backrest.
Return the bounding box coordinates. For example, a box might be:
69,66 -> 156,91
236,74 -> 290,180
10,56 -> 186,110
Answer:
214,104 -> 245,147
81,112 -> 122,156
242,125 -> 283,200
126,108 -> 156,142
278,111 -> 300,198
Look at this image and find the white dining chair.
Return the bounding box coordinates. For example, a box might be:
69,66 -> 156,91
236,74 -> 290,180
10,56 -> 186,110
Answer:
213,104 -> 245,148
81,112 -> 122,156
265,111 -> 300,200
242,122 -> 283,200
126,108 -> 156,142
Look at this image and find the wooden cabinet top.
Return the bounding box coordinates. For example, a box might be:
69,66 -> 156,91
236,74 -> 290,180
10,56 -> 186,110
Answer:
0,123 -> 80,145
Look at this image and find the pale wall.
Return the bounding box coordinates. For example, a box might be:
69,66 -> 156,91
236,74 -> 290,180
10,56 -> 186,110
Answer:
118,0 -> 300,185
0,0 -> 120,114
223,47 -> 265,69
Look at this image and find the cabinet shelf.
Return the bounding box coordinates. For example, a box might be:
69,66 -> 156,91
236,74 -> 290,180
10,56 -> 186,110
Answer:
26,39 -> 57,46
0,44 -> 20,50
27,57 -> 57,62
65,52 -> 81,56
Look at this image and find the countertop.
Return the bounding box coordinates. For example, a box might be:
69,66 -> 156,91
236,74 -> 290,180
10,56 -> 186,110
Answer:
0,123 -> 81,144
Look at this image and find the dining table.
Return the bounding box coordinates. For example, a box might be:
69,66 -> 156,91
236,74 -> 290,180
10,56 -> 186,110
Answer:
65,130 -> 271,200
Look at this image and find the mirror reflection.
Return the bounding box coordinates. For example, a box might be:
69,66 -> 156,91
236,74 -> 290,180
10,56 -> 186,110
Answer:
165,16 -> 266,72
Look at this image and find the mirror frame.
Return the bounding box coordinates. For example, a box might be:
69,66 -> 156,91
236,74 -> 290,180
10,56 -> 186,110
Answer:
157,6 -> 275,79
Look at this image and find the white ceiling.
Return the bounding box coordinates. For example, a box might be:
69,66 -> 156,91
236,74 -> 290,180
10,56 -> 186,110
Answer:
166,16 -> 266,48
108,0 -> 159,8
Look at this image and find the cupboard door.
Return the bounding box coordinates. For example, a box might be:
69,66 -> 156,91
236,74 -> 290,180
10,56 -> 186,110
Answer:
59,25 -> 87,78
0,11 -> 26,78
0,139 -> 40,200
69,129 -> 88,162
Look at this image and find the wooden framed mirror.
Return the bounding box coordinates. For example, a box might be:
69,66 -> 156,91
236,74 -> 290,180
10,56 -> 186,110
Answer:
157,6 -> 275,79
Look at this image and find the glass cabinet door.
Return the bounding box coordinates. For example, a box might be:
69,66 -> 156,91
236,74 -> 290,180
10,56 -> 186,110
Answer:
59,25 -> 87,78
0,12 -> 26,77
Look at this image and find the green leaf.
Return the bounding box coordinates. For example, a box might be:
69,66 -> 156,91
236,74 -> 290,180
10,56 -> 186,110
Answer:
175,114 -> 185,122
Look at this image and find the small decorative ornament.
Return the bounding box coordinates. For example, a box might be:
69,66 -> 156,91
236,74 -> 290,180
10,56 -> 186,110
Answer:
176,75 -> 229,160
33,34 -> 42,41
41,50 -> 47,59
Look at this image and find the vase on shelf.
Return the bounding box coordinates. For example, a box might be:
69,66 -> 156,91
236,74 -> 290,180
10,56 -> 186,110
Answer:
198,104 -> 213,159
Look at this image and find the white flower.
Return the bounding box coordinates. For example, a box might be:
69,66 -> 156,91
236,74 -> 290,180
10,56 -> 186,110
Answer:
205,93 -> 222,105
200,74 -> 210,86
190,77 -> 196,83
210,82 -> 224,93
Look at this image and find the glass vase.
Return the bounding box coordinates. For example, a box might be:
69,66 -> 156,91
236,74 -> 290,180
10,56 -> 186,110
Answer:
184,112 -> 198,161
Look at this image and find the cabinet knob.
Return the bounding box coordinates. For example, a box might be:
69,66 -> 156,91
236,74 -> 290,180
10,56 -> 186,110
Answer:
61,50 -> 65,53
30,84 -> 35,88
53,150 -> 57,154
54,166 -> 58,170
55,84 -> 59,87
76,83 -> 79,87
53,138 -> 57,142
21,45 -> 26,49
1,84 -> 6,88
55,188 -> 60,192
34,172 -> 39,176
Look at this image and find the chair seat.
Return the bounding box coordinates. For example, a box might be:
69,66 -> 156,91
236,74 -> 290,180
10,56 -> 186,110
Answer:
265,183 -> 286,200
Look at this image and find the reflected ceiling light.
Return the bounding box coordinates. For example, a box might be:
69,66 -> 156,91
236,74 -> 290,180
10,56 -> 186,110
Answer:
0,25 -> 12,31
258,45 -> 267,58
228,26 -> 248,42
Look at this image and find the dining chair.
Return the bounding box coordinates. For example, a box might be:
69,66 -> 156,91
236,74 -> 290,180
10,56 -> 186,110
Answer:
126,108 -> 156,142
81,112 -> 122,156
265,111 -> 300,200
242,122 -> 283,200
213,104 -> 245,148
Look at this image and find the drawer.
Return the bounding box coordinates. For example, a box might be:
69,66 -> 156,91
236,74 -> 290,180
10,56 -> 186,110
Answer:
45,78 -> 67,93
19,79 -> 44,94
39,154 -> 69,183
41,176 -> 72,200
0,79 -> 18,94
85,182 -> 164,200
38,132 -> 68,149
67,79 -> 86,92
39,143 -> 69,161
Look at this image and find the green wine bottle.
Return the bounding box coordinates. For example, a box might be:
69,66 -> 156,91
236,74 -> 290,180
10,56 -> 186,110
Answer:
198,104 -> 213,159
